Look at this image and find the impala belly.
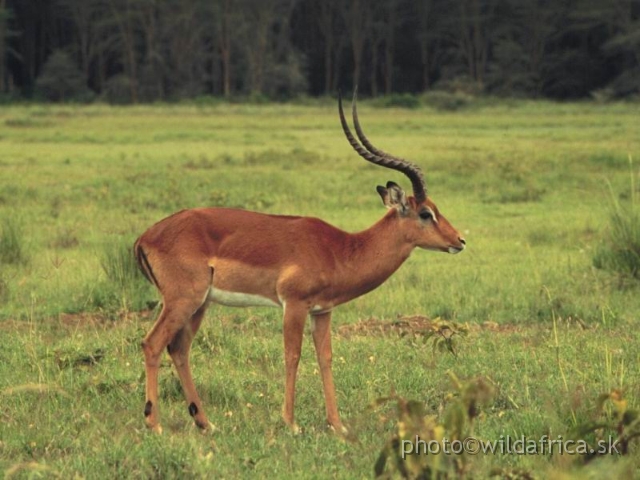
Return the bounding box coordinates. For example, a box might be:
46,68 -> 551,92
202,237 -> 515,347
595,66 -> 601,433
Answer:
207,258 -> 281,308
208,287 -> 280,308
310,304 -> 332,314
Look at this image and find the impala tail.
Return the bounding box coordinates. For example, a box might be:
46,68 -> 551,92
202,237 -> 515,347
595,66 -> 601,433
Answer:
134,239 -> 160,289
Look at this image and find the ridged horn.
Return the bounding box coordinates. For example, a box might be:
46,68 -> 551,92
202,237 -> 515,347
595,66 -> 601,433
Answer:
338,88 -> 427,203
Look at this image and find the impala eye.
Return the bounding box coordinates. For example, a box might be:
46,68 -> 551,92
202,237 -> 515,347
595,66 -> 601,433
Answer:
419,210 -> 433,221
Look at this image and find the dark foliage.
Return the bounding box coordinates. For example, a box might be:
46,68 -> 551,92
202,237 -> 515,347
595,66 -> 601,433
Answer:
1,0 -> 639,102
35,50 -> 92,101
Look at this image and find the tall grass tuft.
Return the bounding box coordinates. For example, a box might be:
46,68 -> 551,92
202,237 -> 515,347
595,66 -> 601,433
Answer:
0,216 -> 29,265
101,239 -> 142,289
84,237 -> 153,315
593,157 -> 640,280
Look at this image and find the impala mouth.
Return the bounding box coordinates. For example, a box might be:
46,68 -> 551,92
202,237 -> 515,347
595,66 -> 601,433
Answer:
448,238 -> 466,254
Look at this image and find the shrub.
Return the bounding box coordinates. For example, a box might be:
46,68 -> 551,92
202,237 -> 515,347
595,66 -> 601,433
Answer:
263,51 -> 309,100
375,378 -> 638,478
373,93 -> 421,109
421,91 -> 473,111
604,66 -> 640,99
434,75 -> 483,96
102,74 -> 134,105
569,389 -> 640,460
35,50 -> 93,102
375,373 -> 495,478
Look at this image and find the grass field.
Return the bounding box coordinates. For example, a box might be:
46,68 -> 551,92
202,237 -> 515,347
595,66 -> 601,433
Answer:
0,99 -> 639,478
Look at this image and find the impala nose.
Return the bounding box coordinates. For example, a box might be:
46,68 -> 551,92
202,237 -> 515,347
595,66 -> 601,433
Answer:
448,237 -> 466,254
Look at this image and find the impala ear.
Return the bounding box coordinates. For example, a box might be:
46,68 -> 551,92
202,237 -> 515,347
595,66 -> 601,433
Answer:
376,182 -> 409,215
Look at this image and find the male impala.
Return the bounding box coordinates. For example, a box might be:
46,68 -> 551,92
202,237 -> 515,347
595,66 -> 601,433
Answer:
134,91 -> 465,434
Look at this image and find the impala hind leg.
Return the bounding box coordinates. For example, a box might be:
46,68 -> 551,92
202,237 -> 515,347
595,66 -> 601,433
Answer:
310,311 -> 345,434
167,303 -> 211,431
141,297 -> 206,433
282,303 -> 306,433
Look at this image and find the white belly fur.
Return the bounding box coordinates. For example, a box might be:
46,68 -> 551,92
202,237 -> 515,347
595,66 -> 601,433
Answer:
208,287 -> 280,308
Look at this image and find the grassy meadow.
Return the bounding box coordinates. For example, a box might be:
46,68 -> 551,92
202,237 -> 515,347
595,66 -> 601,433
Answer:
0,99 -> 639,478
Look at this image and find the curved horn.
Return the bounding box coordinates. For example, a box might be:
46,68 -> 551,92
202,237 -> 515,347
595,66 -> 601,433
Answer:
339,89 -> 427,203
351,86 -> 389,158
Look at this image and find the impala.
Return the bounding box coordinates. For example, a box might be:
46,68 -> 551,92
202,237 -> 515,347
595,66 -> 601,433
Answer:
134,90 -> 465,434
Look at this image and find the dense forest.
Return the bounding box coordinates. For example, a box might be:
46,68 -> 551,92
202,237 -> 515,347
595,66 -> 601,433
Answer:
0,0 -> 639,102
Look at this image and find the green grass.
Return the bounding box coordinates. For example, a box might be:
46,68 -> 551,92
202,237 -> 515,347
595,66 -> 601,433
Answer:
593,161 -> 640,281
0,101 -> 639,478
0,215 -> 29,266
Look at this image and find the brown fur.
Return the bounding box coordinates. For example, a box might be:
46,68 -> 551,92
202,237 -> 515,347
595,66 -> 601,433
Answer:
135,197 -> 464,434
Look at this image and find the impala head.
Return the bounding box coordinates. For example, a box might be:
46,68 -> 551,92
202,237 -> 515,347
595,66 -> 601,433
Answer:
338,88 -> 465,254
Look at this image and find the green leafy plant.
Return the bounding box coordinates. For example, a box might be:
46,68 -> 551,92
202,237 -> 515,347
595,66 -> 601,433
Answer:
419,318 -> 469,358
569,389 -> 640,461
375,382 -> 638,479
374,373 -> 495,479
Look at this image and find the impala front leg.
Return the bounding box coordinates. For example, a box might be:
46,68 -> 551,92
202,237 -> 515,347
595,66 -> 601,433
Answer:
311,311 -> 346,434
282,302 -> 306,433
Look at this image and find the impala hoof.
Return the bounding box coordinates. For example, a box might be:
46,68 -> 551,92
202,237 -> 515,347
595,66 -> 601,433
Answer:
149,423 -> 163,435
288,423 -> 303,435
329,423 -> 348,436
329,422 -> 358,441
198,422 -> 217,434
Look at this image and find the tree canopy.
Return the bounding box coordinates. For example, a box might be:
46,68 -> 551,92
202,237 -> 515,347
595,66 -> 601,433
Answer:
1,0 -> 639,102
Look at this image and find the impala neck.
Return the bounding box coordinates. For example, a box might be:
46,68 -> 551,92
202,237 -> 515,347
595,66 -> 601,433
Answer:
336,210 -> 414,303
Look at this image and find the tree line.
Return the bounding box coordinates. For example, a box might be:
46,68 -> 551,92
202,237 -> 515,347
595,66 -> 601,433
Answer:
0,0 -> 639,103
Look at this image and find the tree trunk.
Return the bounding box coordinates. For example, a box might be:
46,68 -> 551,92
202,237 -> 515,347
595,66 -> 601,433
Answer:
220,44 -> 230,96
249,24 -> 268,94
109,0 -> 139,103
124,0 -> 138,103
472,0 -> 485,89
345,0 -> 368,88
0,0 -> 6,92
140,0 -> 163,100
332,36 -> 344,92
383,1 -> 395,95
420,40 -> 430,91
319,0 -> 335,94
370,42 -> 378,97
218,0 -> 231,97
324,35 -> 333,93
417,0 -> 433,92
459,0 -> 474,82
458,0 -> 491,90
241,1 -> 274,96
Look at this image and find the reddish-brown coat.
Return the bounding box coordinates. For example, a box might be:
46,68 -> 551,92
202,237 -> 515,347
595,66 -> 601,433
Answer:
134,198 -> 464,434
